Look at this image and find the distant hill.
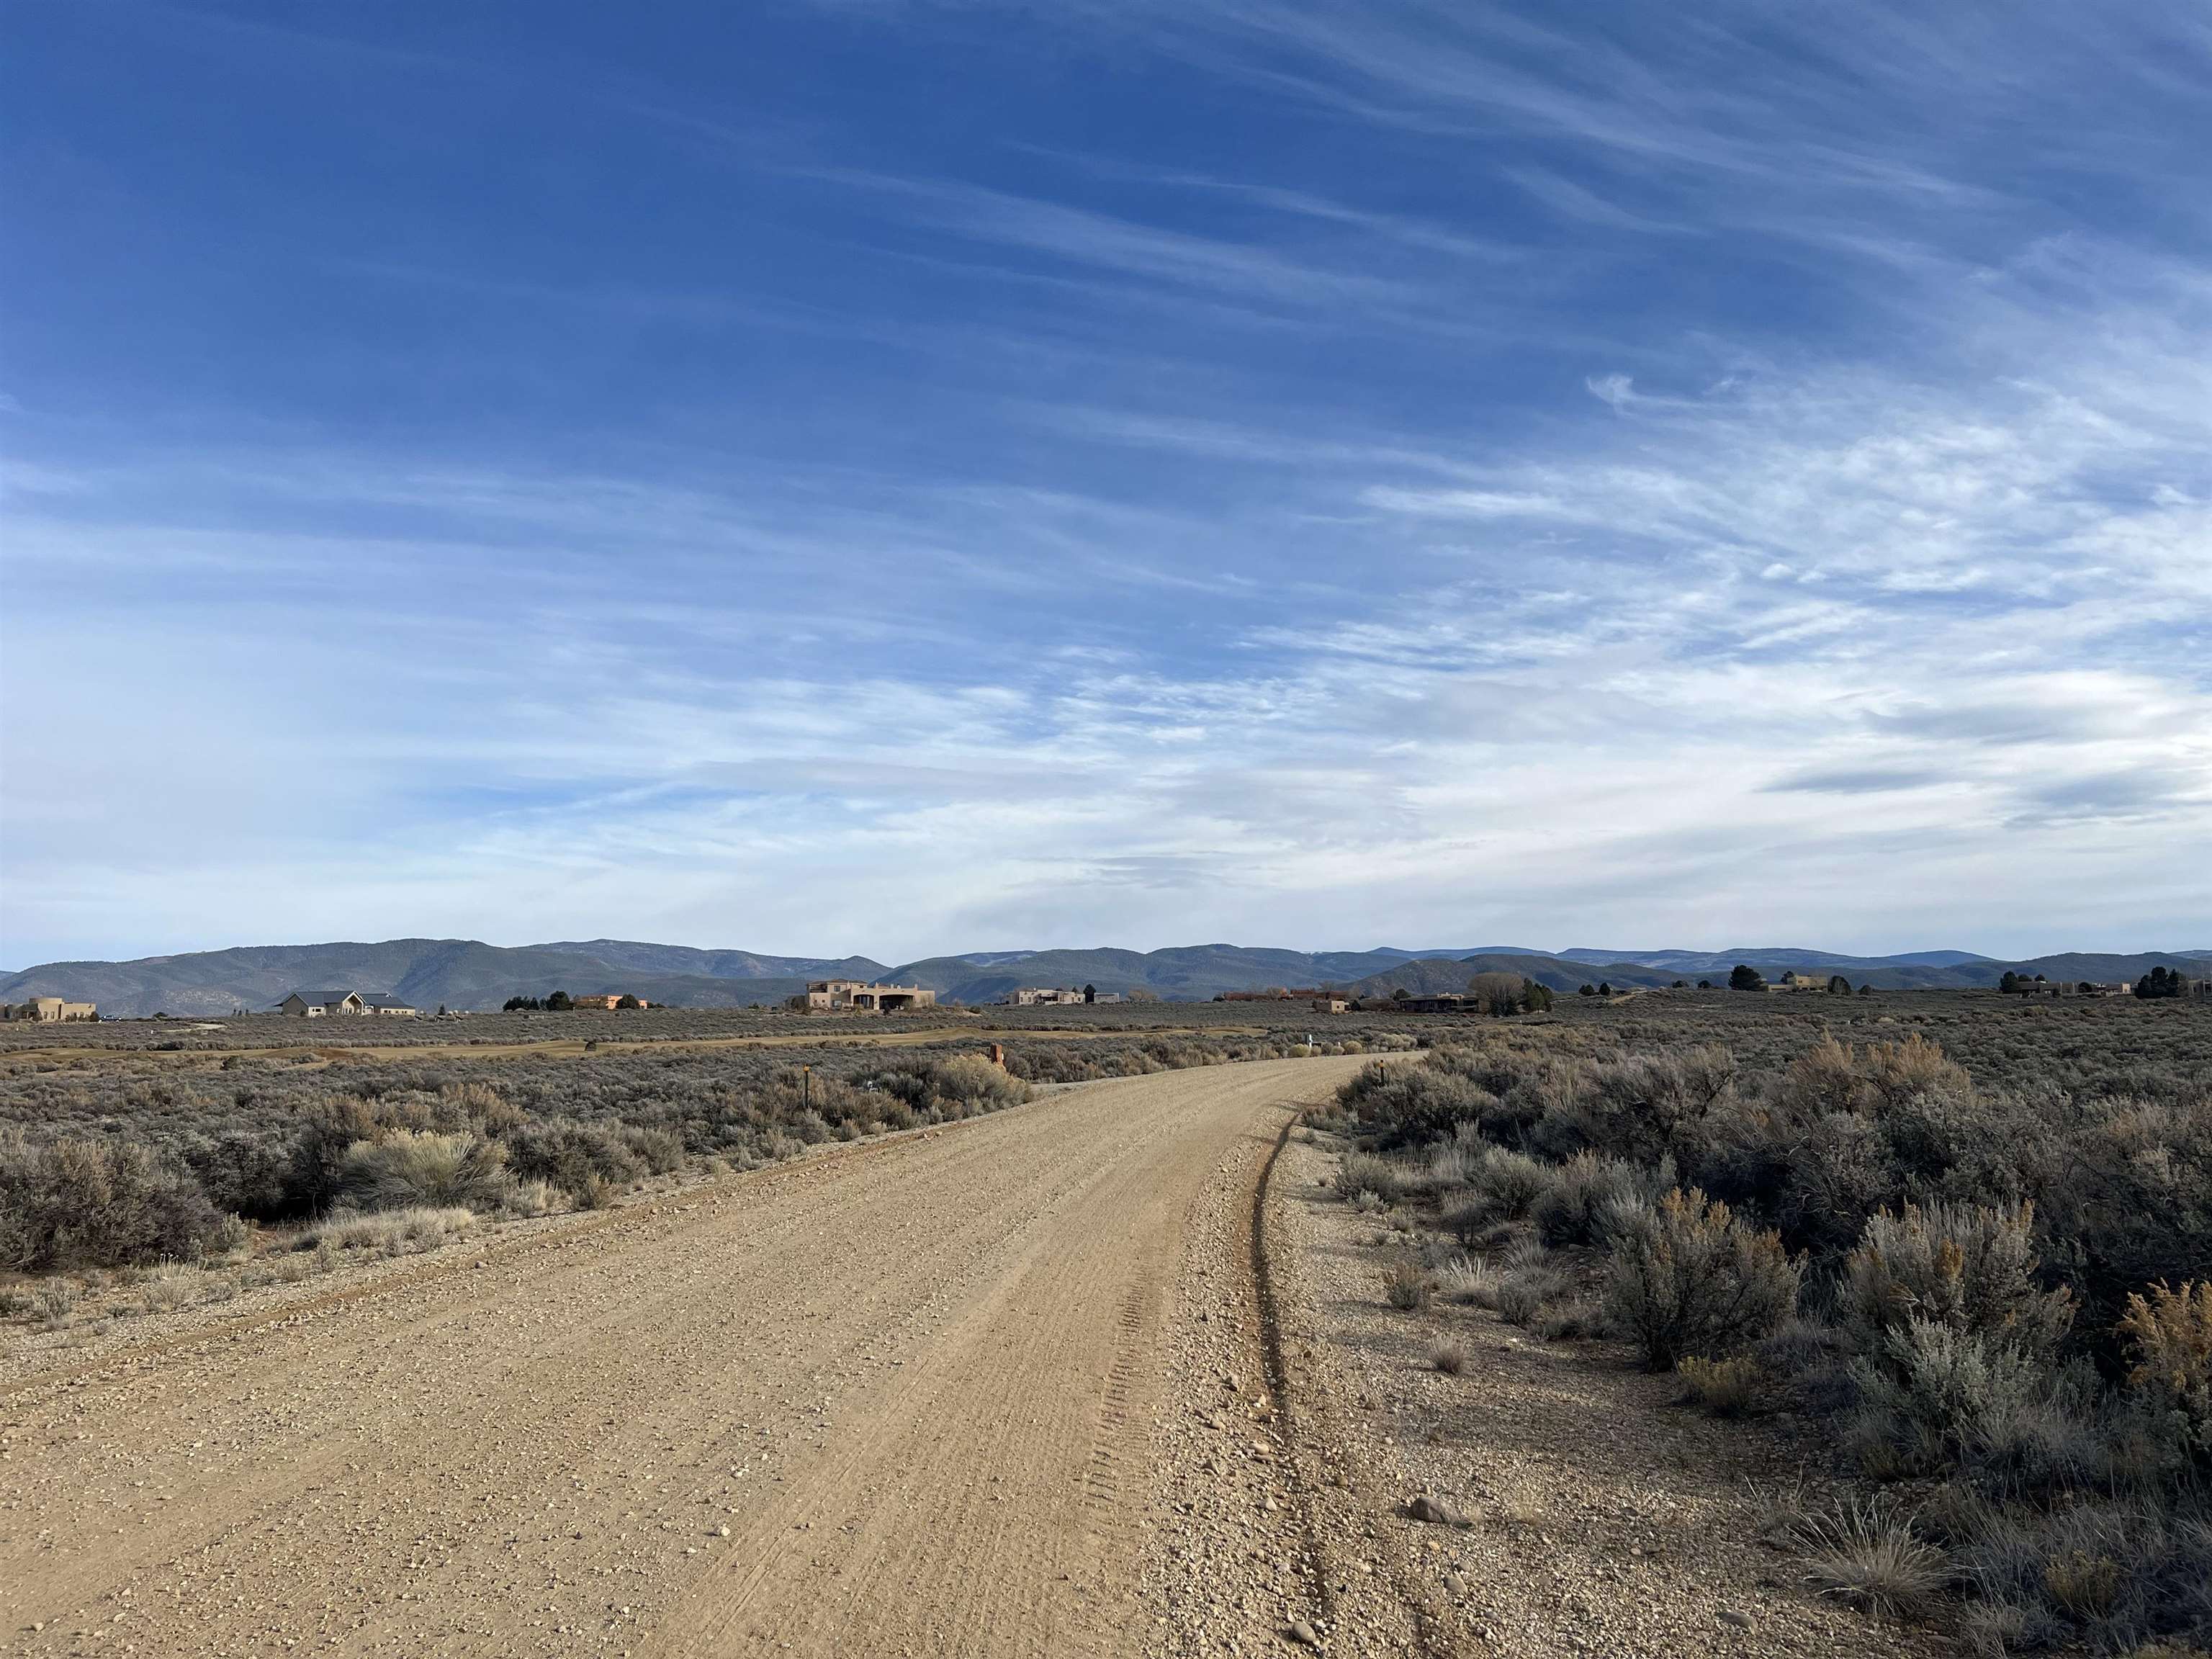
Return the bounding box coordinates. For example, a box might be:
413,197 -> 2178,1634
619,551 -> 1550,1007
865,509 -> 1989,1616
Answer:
1342,955 -> 1672,997
886,944 -> 1422,1004
534,940 -> 888,981
2,938 -> 2203,1017
1555,947 -> 1995,972
0,940 -> 830,1019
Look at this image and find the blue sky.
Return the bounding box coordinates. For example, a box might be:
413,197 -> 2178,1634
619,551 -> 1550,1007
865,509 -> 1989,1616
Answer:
4,0 -> 2208,967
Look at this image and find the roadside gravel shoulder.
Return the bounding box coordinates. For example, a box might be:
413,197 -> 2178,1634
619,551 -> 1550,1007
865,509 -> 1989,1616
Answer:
1263,1131 -> 1966,1659
1140,1117 -> 1430,1659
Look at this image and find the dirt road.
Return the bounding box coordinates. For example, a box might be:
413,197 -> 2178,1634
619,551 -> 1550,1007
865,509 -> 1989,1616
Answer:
1,1056 -> 1365,1657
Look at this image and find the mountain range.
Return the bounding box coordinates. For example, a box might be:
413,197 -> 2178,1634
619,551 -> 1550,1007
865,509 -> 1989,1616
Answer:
3,938 -> 2207,1018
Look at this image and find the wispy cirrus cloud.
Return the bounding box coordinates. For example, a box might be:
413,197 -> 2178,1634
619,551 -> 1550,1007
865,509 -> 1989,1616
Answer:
3,0 -> 2207,966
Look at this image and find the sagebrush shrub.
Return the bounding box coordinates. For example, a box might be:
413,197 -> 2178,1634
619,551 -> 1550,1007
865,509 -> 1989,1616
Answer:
503,1118 -> 647,1196
1838,1201 -> 2074,1359
918,1055 -> 1029,1115
1602,1187 -> 1802,1370
1462,1148 -> 1547,1226
2118,1280 -> 2212,1470
1351,1065 -> 1498,1148
1491,1266 -> 1566,1326
1532,1151 -> 1645,1246
0,1133 -> 228,1270
1849,1317 -> 2044,1476
1338,1151 -> 1408,1202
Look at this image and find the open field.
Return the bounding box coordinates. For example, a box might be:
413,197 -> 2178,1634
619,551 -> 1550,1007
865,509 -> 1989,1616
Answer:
0,1002 -> 1346,1055
4,988 -> 2198,1288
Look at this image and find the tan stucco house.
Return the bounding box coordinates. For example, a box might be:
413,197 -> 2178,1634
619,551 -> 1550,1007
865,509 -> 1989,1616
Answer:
1,997 -> 97,1022
796,979 -> 937,1012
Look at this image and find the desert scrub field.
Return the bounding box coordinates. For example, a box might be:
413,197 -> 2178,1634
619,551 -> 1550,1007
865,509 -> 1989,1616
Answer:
1321,992 -> 2212,1653
0,1020 -> 1398,1331
0,997 -> 1411,1055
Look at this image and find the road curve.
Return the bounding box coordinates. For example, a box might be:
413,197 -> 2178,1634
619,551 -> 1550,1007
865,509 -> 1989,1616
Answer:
2,1056 -> 1367,1656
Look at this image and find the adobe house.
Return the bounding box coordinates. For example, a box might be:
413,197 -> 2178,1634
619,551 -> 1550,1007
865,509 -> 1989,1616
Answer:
1,997 -> 96,1022
798,979 -> 937,1012
1008,985 -> 1121,1006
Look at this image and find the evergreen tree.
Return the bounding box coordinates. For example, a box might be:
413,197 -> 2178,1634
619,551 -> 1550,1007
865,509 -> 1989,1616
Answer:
1728,964 -> 1763,991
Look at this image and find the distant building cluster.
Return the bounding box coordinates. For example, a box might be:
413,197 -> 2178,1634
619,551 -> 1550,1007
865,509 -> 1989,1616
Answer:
1005,986 -> 1120,1006
1213,988 -> 1352,1012
1769,972 -> 1851,994
276,990 -> 418,1017
2,997 -> 96,1022
793,979 -> 937,1012
565,994 -> 650,1010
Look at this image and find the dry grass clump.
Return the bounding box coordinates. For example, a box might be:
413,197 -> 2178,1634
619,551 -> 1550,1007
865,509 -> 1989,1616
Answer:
1384,1259 -> 1431,1313
2041,1547 -> 2124,1622
1958,1599 -> 2037,1658
1791,1494 -> 1953,1620
132,1262 -> 219,1314
1677,1354 -> 1770,1417
1431,1251 -> 1489,1304
1420,1143 -> 1477,1191
1490,1265 -> 1566,1326
503,1177 -> 566,1218
1537,1300 -> 1602,1341
305,1205 -> 476,1255
1428,1338 -> 1469,1375
334,1130 -> 511,1213
1449,1237 -> 1568,1326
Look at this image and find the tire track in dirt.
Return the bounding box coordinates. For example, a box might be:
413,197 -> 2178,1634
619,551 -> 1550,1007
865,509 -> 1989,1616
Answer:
1,1056 -> 1363,1657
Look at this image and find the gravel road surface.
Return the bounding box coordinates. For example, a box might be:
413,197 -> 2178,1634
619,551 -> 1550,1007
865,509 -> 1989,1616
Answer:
2,1056 -> 1366,1657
